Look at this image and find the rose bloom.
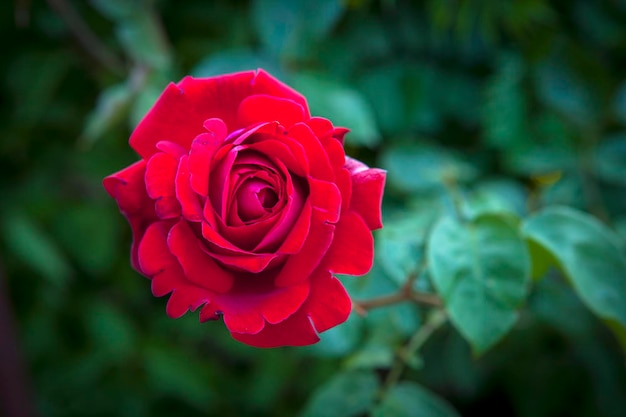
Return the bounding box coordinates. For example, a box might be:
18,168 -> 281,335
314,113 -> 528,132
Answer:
104,69 -> 385,347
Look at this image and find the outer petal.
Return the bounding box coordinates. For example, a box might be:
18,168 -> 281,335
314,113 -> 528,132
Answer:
305,270 -> 352,333
230,308 -> 319,348
199,277 -> 310,333
323,210 -> 374,276
130,70 -> 310,159
275,209 -> 335,287
350,168 -> 386,230
238,94 -> 306,128
145,152 -> 181,219
167,220 -> 234,293
175,156 -> 203,222
103,160 -> 155,269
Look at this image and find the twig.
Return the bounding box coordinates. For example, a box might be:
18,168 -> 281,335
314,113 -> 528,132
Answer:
381,309 -> 448,394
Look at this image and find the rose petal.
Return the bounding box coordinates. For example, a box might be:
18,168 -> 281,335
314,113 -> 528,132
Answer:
305,270 -> 351,333
335,167 -> 352,214
166,286 -> 211,319
238,94 -> 306,128
323,210 -> 374,276
308,177 -> 341,223
188,119 -> 227,196
251,69 -> 310,116
230,309 -> 319,347
167,220 -> 234,293
103,161 -> 155,269
175,155 -> 203,222
350,168 -> 386,230
137,221 -> 175,275
248,139 -> 307,177
274,209 -> 335,287
276,200 -> 311,255
199,277 -> 309,333
286,123 -> 334,182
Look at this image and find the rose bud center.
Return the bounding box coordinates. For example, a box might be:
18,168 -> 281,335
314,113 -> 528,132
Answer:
236,178 -> 279,222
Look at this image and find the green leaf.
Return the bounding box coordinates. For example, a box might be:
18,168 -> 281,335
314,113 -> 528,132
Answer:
427,213 -> 531,353
299,371 -> 379,417
291,73 -> 380,146
372,382 -> 461,417
252,0 -> 344,60
381,144 -> 478,193
522,206 -> 626,328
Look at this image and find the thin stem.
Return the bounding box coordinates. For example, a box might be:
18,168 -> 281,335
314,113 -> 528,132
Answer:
381,310 -> 447,394
46,0 -> 124,75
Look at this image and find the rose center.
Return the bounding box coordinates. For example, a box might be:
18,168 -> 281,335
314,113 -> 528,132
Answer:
236,178 -> 278,222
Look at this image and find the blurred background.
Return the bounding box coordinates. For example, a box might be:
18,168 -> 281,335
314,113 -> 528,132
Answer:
1,0 -> 626,416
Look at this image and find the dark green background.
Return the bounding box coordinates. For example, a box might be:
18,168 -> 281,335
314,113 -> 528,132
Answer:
1,0 -> 626,416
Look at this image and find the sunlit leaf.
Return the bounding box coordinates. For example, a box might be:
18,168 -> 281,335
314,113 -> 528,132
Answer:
299,371 -> 379,417
523,206 -> 626,328
428,213 -> 531,353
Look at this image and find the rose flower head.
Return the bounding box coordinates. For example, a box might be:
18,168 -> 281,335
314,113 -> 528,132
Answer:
104,69 -> 385,347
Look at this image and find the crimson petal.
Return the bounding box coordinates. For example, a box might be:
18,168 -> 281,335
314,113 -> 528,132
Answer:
323,210 -> 374,276
306,270 -> 352,333
230,309 -> 319,348
238,94 -> 306,128
167,220 -> 234,293
350,168 -> 386,230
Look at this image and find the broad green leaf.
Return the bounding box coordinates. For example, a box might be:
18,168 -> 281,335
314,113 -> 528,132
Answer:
522,206 -> 626,328
252,0 -> 344,60
372,382 -> 461,417
299,371 -> 379,417
381,144 -> 477,193
376,211 -> 437,285
291,73 -> 380,146
427,213 -> 531,353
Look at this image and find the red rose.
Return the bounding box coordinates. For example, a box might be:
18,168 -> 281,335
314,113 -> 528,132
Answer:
103,69 -> 385,347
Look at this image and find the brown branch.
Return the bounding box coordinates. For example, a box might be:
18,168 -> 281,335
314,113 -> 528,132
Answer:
353,289 -> 442,315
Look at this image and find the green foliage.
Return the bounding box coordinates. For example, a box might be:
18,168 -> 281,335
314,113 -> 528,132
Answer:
428,213 -> 530,354
523,207 -> 626,327
3,0 -> 626,416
